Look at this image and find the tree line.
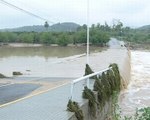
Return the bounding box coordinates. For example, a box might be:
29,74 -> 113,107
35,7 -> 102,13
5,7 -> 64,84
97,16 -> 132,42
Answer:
0,21 -> 149,46
0,24 -> 110,46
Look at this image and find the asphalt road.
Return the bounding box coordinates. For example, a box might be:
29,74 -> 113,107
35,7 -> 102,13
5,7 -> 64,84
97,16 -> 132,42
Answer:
0,83 -> 10,87
13,77 -> 75,82
0,83 -> 40,105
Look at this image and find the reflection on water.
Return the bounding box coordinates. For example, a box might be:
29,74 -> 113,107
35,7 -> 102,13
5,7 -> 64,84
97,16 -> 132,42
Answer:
119,51 -> 150,116
0,46 -> 102,77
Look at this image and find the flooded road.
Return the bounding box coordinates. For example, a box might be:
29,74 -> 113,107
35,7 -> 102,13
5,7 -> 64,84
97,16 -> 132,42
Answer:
0,40 -> 130,106
119,50 -> 150,116
0,46 -> 102,77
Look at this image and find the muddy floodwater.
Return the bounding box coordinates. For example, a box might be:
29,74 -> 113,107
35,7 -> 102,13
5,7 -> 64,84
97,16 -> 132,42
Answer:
119,50 -> 150,116
0,46 -> 102,77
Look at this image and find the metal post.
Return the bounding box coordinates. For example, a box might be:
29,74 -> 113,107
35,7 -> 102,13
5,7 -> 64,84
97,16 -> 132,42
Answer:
70,82 -> 74,100
86,0 -> 90,88
86,0 -> 89,64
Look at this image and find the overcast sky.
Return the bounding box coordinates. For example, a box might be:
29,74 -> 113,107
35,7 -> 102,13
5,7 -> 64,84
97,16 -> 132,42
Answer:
0,0 -> 150,29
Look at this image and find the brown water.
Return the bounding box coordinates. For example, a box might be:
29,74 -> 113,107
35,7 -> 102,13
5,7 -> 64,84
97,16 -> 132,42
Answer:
0,46 -> 102,77
119,50 -> 150,116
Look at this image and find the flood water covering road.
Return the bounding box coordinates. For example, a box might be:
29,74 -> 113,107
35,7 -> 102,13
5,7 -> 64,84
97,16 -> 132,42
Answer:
0,46 -> 102,77
0,46 -> 103,105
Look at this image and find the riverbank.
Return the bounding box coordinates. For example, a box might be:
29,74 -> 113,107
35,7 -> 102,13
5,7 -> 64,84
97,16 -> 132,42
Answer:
7,43 -> 42,47
0,43 -> 108,48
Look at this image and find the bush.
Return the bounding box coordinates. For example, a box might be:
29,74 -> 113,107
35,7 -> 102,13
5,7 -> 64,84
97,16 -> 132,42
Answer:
67,99 -> 84,120
0,73 -> 6,78
13,71 -> 23,75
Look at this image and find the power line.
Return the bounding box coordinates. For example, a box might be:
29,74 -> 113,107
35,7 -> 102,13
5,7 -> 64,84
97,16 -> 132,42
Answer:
0,0 -> 55,24
0,0 -> 78,31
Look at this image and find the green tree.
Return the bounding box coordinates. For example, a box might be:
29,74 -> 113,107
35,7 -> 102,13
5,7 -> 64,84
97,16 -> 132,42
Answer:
57,33 -> 69,46
18,33 -> 34,43
40,32 -> 54,45
44,21 -> 49,31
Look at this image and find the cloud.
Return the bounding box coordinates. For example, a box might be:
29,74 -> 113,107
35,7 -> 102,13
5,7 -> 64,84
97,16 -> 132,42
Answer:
0,0 -> 150,28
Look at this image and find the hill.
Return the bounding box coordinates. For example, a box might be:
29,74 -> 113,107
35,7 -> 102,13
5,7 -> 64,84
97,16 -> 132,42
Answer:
0,22 -> 80,32
138,25 -> 150,31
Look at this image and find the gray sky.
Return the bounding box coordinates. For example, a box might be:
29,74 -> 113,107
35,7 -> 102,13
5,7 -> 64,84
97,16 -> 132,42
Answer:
0,0 -> 150,29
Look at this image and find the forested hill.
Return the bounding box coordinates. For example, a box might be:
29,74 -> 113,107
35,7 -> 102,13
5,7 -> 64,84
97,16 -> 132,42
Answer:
0,22 -> 80,32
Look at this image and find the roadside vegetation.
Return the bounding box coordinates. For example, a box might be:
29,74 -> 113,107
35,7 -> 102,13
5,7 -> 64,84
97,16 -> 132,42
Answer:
67,63 -> 121,120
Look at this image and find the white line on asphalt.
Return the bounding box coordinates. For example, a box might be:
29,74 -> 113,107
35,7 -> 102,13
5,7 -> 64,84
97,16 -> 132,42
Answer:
0,81 -> 70,108
0,83 -> 14,88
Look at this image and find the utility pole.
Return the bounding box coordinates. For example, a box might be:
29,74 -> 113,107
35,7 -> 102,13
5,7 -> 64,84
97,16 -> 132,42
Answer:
86,0 -> 89,64
86,0 -> 90,88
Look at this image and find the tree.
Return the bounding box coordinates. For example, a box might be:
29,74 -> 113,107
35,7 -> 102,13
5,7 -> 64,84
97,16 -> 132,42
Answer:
91,24 -> 95,30
90,30 -> 110,46
104,22 -> 111,31
96,23 -> 100,29
74,30 -> 87,43
44,21 -> 49,31
57,33 -> 69,46
18,33 -> 34,43
0,32 -> 8,43
40,32 -> 54,45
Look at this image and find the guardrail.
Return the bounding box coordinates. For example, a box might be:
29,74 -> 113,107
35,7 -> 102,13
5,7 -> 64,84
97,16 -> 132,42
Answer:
70,67 -> 112,100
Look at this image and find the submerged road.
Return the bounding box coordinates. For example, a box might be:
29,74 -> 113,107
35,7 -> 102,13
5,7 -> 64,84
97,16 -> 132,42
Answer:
0,39 -> 129,119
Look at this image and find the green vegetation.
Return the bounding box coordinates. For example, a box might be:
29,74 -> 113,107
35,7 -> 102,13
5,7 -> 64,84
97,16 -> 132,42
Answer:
0,23 -> 110,46
133,107 -> 150,120
84,64 -> 94,76
1,21 -> 149,47
120,28 -> 150,44
67,99 -> 84,120
0,73 -> 6,78
102,20 -> 150,45
44,21 -> 49,31
67,63 -> 121,119
83,64 -> 121,118
82,86 -> 99,118
112,92 -> 150,120
12,71 -> 23,75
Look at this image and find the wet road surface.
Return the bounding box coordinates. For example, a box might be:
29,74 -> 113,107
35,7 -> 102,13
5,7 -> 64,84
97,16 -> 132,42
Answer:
0,83 -> 40,105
